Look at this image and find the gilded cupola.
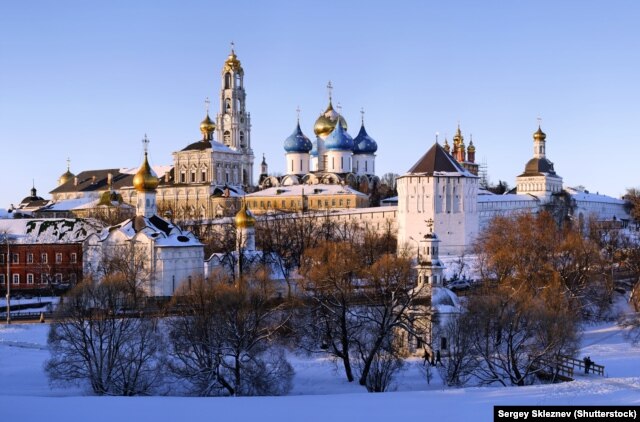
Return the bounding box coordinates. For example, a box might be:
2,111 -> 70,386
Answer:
235,200 -> 256,228
58,158 -> 75,186
533,126 -> 546,141
200,113 -> 216,140
133,137 -> 159,192
223,47 -> 243,73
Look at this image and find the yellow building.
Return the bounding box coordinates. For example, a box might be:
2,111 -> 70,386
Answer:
245,184 -> 368,214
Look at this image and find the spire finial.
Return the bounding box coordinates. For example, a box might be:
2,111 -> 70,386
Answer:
66,157 -> 71,171
537,116 -> 542,128
205,97 -> 210,115
360,107 -> 365,125
296,105 -> 301,123
336,102 -> 342,114
327,80 -> 333,101
230,41 -> 235,53
426,218 -> 434,234
142,134 -> 150,154
435,132 -> 439,143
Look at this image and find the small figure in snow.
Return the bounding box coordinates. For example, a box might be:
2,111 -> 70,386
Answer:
436,350 -> 442,366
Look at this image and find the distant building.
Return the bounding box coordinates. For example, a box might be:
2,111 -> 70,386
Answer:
0,218 -> 101,292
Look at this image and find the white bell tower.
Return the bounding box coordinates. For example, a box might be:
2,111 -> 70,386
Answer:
216,43 -> 254,187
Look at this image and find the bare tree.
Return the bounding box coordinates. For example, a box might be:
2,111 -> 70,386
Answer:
298,241 -> 363,382
166,274 -> 293,396
354,253 -> 419,390
45,278 -> 164,395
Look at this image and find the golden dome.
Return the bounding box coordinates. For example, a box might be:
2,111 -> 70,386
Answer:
223,49 -> 243,73
467,141 -> 476,153
133,152 -> 159,192
533,126 -> 546,141
313,101 -> 348,138
200,113 -> 216,138
58,170 -> 74,186
453,124 -> 463,145
235,200 -> 256,228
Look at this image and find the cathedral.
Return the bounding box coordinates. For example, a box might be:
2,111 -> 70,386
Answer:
248,83 -> 380,214
46,46 -> 254,220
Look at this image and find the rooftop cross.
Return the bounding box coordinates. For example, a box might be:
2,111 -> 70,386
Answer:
425,218 -> 434,234
360,107 -> 365,125
66,157 -> 71,171
296,105 -> 301,122
537,116 -> 542,127
230,41 -> 235,53
205,97 -> 210,115
327,80 -> 333,101
142,134 -> 150,153
336,102 -> 342,114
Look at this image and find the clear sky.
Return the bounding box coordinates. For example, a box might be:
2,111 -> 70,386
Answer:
1,0 -> 639,208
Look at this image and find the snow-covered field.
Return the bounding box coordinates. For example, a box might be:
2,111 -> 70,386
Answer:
1,320 -> 639,422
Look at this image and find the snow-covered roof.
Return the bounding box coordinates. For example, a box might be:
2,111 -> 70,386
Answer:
477,192 -> 539,203
565,187 -> 626,205
0,218 -> 103,243
431,286 -> 461,314
249,183 -> 368,198
94,215 -> 202,247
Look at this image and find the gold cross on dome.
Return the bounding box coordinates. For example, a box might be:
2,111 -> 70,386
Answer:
142,134 -> 150,153
205,97 -> 210,115
296,106 -> 301,122
537,116 -> 542,127
230,41 -> 235,52
327,80 -> 333,101
66,157 -> 71,171
360,107 -> 365,124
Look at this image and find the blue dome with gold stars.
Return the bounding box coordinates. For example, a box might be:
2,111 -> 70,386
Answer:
284,122 -> 313,153
352,124 -> 377,154
324,119 -> 354,151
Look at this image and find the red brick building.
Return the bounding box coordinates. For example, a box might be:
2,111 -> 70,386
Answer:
0,243 -> 83,293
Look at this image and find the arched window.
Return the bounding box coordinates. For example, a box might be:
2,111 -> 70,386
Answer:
240,131 -> 245,147
225,73 -> 231,89
224,131 -> 231,146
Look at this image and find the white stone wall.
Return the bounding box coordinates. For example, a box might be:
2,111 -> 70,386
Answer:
353,154 -> 375,175
398,174 -> 479,256
325,150 -> 352,173
285,152 -> 310,175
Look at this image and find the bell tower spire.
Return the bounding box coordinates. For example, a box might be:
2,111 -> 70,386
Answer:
216,43 -> 254,187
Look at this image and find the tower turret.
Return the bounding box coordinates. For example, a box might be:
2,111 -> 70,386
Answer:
216,43 -> 254,186
133,135 -> 159,218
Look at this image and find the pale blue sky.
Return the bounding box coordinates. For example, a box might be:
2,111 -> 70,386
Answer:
1,1 -> 639,208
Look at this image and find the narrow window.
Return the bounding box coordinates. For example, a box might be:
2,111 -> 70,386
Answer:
70,253 -> 77,264
27,273 -> 34,284
56,253 -> 63,264
13,274 -> 20,285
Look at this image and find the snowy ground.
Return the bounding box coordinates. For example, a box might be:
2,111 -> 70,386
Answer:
1,320 -> 639,421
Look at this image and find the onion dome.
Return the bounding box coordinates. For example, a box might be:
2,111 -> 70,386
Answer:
533,125 -> 546,141
453,124 -> 463,146
467,139 -> 476,153
284,122 -> 313,153
314,101 -> 348,137
133,152 -> 159,192
58,159 -> 75,186
324,118 -> 354,151
235,200 -> 256,228
443,138 -> 451,154
223,48 -> 243,73
353,124 -> 378,154
200,113 -> 216,139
